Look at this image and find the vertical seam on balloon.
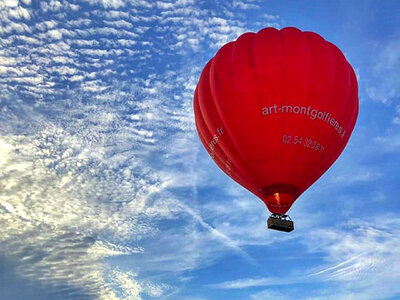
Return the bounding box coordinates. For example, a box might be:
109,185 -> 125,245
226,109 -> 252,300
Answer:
307,34 -> 336,189
273,27 -> 285,189
242,32 -> 260,173
317,43 -> 342,179
208,42 -> 261,188
195,84 -> 237,174
251,30 -> 278,190
325,72 -> 358,167
309,34 -> 322,169
280,28 -> 292,190
344,66 -> 359,136
319,45 -> 356,173
196,115 -> 243,185
229,38 -> 252,164
313,40 -> 340,182
253,30 -> 271,173
195,116 -> 248,188
196,71 -> 258,192
296,31 -> 315,192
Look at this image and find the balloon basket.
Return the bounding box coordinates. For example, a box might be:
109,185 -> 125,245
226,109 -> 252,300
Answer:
267,214 -> 294,232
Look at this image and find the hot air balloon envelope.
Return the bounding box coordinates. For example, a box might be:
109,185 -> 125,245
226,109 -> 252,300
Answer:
194,27 -> 359,231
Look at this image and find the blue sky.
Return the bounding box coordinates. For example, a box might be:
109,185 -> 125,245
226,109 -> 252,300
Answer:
0,0 -> 399,299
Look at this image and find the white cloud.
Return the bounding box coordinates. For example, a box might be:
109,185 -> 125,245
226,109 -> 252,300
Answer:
48,29 -> 63,39
39,0 -> 80,13
0,139 -> 14,167
374,134 -> 400,152
80,0 -> 126,9
331,169 -> 382,184
0,0 -> 19,8
40,0 -> 63,12
108,269 -> 142,299
0,119 -> 161,298
251,289 -> 292,300
104,19 -> 133,28
366,37 -> 400,106
304,218 -> 400,299
210,217 -> 400,299
210,277 -> 290,289
232,0 -> 260,10
8,6 -> 31,20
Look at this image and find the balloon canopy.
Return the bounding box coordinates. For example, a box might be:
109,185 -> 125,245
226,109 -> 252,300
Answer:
193,27 -> 358,217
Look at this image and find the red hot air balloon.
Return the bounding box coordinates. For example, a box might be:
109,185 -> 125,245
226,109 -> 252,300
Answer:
193,27 -> 358,232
